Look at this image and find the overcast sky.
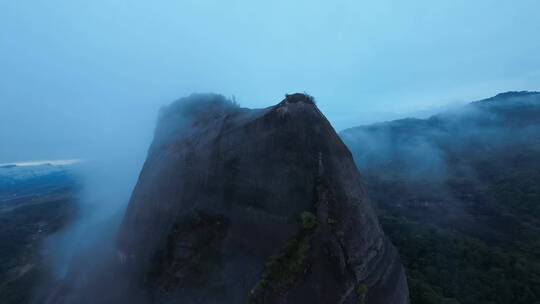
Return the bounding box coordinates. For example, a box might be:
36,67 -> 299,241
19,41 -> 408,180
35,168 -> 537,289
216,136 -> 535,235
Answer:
1,0 -> 539,162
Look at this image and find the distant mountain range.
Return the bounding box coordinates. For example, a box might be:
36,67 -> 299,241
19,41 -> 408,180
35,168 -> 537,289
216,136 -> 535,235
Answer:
341,91 -> 540,304
0,160 -> 80,210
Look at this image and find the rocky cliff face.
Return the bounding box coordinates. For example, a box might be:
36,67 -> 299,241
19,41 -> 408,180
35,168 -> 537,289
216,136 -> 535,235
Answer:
57,93 -> 408,304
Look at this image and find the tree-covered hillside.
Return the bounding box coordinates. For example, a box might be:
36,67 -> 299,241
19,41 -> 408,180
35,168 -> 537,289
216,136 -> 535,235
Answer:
341,91 -> 540,304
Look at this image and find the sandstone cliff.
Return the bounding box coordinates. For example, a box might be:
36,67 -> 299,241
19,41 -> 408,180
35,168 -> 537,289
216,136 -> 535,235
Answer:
115,93 -> 408,304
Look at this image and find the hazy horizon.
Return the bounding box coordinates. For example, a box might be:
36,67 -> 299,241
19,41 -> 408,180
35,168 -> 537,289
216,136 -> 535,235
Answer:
2,0 -> 540,163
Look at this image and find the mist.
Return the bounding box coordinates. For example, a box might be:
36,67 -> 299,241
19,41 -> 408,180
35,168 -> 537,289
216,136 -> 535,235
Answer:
339,92 -> 540,233
2,1 -> 540,163
1,1 -> 540,302
342,93 -> 540,178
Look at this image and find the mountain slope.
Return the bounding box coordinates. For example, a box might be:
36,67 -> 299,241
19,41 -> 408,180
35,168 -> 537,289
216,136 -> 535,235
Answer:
341,91 -> 540,304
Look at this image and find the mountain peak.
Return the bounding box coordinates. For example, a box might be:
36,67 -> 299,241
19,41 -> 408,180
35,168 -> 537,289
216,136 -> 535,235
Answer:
112,94 -> 409,304
280,93 -> 316,105
494,91 -> 539,98
477,91 -> 540,104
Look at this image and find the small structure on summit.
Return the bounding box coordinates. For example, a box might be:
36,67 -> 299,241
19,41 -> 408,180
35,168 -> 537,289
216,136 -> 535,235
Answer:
283,93 -> 315,105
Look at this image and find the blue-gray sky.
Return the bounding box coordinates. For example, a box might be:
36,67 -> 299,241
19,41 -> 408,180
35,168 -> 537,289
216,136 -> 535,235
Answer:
1,0 -> 539,162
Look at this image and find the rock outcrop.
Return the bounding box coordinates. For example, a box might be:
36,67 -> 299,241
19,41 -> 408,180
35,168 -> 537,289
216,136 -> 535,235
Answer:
115,93 -> 408,303
52,93 -> 409,304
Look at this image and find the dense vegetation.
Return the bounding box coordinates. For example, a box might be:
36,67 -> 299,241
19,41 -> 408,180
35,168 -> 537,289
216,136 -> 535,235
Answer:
249,211 -> 317,303
342,91 -> 540,303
